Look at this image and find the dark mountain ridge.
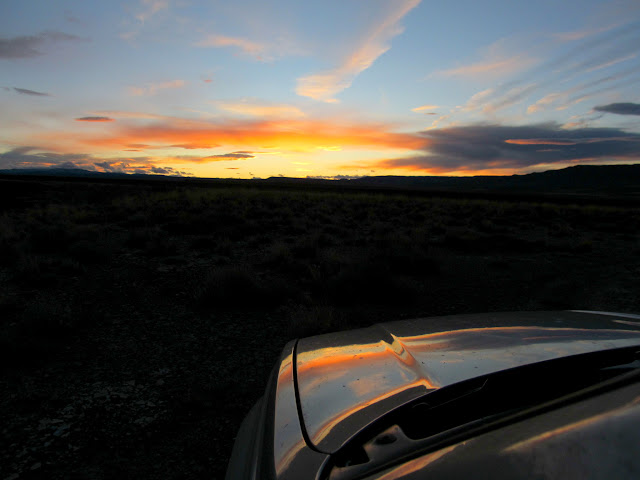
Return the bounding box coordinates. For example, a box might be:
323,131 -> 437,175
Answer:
346,164 -> 640,192
1,163 -> 639,197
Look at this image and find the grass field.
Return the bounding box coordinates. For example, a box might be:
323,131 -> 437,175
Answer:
1,176 -> 639,479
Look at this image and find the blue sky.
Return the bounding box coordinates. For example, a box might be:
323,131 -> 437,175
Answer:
1,0 -> 640,178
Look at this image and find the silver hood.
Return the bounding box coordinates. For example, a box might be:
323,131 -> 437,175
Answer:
294,310 -> 640,453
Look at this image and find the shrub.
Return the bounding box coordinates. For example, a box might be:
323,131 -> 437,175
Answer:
0,216 -> 23,266
192,265 -> 295,309
70,239 -> 113,264
14,253 -> 87,287
19,293 -> 76,337
283,303 -> 345,338
0,291 -> 88,368
321,260 -> 419,306
27,224 -> 72,254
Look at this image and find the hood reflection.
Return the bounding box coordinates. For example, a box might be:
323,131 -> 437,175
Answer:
296,324 -> 640,453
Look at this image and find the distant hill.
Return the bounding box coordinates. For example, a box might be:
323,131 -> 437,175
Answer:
2,163 -> 640,197
344,164 -> 640,193
266,164 -> 640,196
0,167 -> 153,179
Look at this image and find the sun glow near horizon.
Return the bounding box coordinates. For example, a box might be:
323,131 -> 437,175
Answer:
1,0 -> 640,178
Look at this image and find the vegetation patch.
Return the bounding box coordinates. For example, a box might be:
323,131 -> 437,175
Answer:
0,176 -> 639,480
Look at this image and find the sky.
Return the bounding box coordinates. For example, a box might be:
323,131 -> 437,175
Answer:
1,0 -> 640,179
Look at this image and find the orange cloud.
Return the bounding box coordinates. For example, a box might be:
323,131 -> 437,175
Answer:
347,160 -> 491,176
195,34 -> 265,58
412,104 -> 439,113
63,118 -> 426,153
504,139 -> 577,145
353,160 -> 523,177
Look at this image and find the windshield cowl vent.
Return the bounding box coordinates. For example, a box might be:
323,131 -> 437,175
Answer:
323,346 -> 640,480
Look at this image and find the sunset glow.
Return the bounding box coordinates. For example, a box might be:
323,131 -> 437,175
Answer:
2,0 -> 640,178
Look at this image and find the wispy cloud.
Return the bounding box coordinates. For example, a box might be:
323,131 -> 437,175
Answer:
483,84 -> 538,114
195,34 -> 266,59
459,84 -> 538,116
594,102 -> 640,115
461,88 -> 494,112
551,24 -> 618,42
527,64 -> 640,114
64,10 -> 82,25
136,0 -> 169,23
128,80 -> 185,96
561,112 -> 605,130
558,74 -> 640,110
120,0 -> 171,40
0,31 -> 82,59
451,21 -> 640,120
296,0 -> 421,103
75,116 -> 115,122
216,100 -> 305,118
435,56 -> 535,79
583,53 -> 636,73
527,93 -> 563,114
433,39 -> 537,79
546,21 -> 639,74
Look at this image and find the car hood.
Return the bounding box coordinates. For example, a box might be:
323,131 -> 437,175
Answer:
294,310 -> 640,453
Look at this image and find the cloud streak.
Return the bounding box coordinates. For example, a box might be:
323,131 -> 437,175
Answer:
0,31 -> 82,59
128,80 -> 185,96
594,102 -> 640,116
526,64 -> 640,114
551,24 -> 617,42
203,151 -> 255,161
136,0 -> 169,23
435,54 -> 536,79
455,21 -> 640,119
195,34 -> 266,59
75,116 -> 115,122
412,104 -> 439,114
9,87 -> 51,96
296,0 -> 421,102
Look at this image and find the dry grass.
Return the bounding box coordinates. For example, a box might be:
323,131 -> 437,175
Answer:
1,177 -> 639,479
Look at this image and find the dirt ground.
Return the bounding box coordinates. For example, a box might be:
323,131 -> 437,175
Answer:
1,177 -> 639,479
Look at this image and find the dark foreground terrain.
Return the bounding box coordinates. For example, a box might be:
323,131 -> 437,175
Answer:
1,175 -> 639,479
